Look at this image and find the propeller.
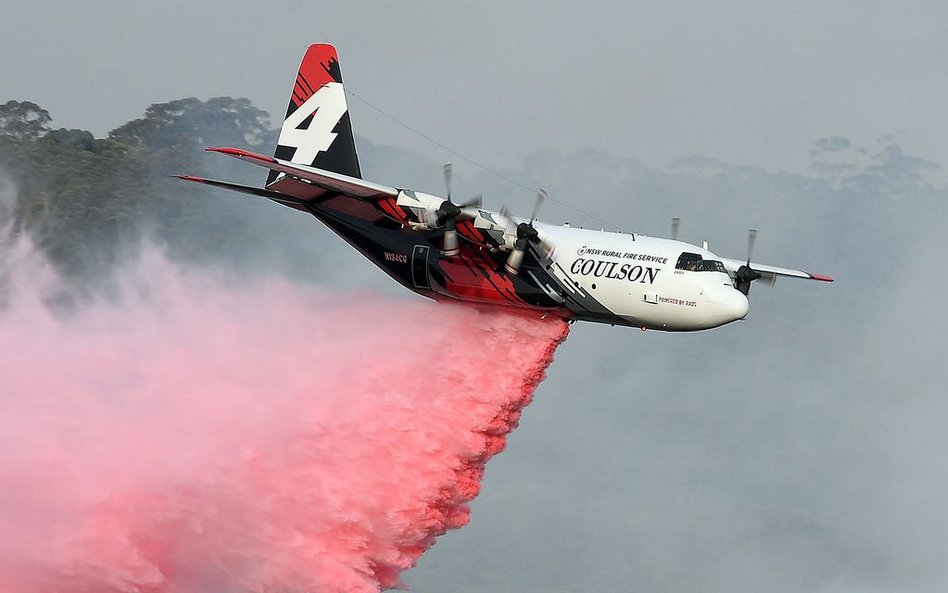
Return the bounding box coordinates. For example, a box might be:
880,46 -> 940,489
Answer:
502,190 -> 553,275
734,228 -> 762,295
436,163 -> 482,257
671,217 -> 681,240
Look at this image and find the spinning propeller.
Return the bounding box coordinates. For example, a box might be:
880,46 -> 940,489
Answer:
436,163 -> 481,257
671,220 -> 774,295
734,229 -> 763,295
500,190 -> 554,275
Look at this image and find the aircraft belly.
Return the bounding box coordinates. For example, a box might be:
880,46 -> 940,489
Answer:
306,202 -> 431,295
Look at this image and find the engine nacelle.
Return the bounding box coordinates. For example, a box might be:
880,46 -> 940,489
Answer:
467,210 -> 518,250
395,189 -> 447,230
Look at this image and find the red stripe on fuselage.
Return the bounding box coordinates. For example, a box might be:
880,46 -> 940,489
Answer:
437,247 -> 526,306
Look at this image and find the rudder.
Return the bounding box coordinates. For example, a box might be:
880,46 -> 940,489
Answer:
268,43 -> 361,185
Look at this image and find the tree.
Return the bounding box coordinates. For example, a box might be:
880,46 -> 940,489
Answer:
0,101 -> 52,141
109,97 -> 272,150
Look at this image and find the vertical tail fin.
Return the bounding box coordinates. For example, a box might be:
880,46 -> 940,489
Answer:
268,43 -> 361,186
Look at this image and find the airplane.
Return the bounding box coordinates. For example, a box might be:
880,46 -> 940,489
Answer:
177,43 -> 833,332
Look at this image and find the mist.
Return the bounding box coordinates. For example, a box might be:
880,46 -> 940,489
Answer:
0,214 -> 567,592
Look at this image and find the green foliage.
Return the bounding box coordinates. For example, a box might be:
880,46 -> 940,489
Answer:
111,97 -> 273,150
0,97 -> 282,285
0,100 -> 52,141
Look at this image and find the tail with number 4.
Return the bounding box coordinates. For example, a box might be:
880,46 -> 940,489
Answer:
267,43 -> 361,186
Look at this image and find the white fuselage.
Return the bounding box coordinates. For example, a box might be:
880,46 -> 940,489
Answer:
536,223 -> 749,331
395,194 -> 751,332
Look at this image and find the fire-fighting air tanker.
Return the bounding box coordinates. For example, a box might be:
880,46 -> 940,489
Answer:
177,44 -> 833,332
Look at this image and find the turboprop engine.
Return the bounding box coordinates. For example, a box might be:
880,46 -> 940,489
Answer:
395,164 -> 481,257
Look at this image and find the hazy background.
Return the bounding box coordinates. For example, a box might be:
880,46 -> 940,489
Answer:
3,1 -> 947,592
4,0 -> 948,179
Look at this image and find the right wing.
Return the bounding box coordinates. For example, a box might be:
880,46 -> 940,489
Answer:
720,257 -> 834,283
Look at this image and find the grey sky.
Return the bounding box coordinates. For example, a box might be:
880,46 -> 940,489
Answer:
3,0 -> 948,176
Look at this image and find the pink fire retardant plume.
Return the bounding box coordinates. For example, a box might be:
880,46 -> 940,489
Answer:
0,241 -> 569,593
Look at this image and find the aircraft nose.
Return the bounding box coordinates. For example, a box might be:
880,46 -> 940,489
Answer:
727,289 -> 749,320
714,288 -> 749,322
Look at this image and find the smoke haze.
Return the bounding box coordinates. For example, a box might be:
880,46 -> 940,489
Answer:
0,227 -> 567,592
4,10 -> 948,583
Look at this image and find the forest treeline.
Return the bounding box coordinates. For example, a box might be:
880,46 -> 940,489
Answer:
2,97 -> 943,296
0,98 -> 284,284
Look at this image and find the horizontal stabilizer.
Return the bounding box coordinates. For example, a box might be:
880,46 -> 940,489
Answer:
173,175 -> 311,211
206,147 -> 398,200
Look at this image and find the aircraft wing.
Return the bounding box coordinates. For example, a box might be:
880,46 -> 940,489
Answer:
203,146 -> 399,201
721,257 -> 834,283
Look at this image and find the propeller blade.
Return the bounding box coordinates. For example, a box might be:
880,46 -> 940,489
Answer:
491,206 -> 516,251
443,163 -> 453,202
496,206 -> 515,233
539,235 -> 557,258
529,189 -> 546,224
498,198 -> 557,269
459,194 -> 482,209
671,217 -> 680,240
747,229 -> 758,266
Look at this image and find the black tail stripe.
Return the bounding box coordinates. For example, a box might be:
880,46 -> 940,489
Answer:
298,74 -> 316,95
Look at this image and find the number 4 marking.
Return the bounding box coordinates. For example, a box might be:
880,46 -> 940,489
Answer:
277,81 -> 348,166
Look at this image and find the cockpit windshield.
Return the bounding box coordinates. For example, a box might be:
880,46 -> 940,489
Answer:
700,260 -> 727,273
676,253 -> 727,273
676,252 -> 702,271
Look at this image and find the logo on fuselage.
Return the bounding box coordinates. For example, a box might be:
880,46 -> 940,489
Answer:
570,258 -> 660,283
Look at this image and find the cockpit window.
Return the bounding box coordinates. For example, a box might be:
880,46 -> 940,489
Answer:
700,260 -> 727,273
676,252 -> 702,271
676,253 -> 727,273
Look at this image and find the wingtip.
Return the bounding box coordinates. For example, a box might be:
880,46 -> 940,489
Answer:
810,273 -> 835,282
206,146 -> 277,163
171,174 -> 205,182
206,146 -> 246,156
